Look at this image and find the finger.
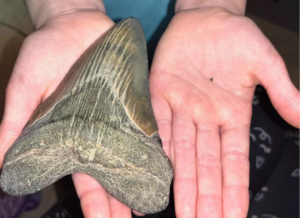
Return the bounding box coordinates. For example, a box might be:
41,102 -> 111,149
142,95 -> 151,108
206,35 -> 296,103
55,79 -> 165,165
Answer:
132,210 -> 145,216
196,123 -> 222,218
0,77 -> 42,167
151,98 -> 172,158
72,173 -> 111,218
256,52 -> 299,128
107,193 -> 132,218
221,122 -> 250,218
149,72 -> 172,158
172,112 -> 197,218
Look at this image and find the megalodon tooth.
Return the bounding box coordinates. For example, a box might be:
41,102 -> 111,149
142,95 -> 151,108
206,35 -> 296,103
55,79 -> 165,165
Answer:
0,18 -> 173,214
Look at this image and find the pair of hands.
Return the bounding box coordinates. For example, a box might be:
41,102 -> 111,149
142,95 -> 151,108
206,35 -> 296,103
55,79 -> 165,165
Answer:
0,7 -> 299,218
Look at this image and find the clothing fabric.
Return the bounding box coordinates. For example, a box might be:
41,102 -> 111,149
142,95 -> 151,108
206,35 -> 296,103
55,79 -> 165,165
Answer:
103,0 -> 175,63
247,86 -> 299,218
103,0 -> 173,42
0,189 -> 42,218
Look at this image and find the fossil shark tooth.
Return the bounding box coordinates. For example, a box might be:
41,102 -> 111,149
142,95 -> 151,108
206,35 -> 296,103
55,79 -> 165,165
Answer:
0,18 -> 173,214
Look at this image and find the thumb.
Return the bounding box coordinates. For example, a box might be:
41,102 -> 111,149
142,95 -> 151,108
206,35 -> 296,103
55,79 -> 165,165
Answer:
256,52 -> 299,128
0,75 -> 41,167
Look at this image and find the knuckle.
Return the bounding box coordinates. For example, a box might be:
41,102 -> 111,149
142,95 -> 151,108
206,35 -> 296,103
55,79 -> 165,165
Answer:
173,138 -> 194,149
0,124 -> 22,141
196,122 -> 218,133
6,74 -> 33,97
197,194 -> 222,204
224,184 -> 249,192
156,119 -> 171,128
77,187 -> 101,200
278,95 -> 297,112
175,175 -> 197,185
223,150 -> 248,162
7,129 -> 21,137
197,155 -> 221,168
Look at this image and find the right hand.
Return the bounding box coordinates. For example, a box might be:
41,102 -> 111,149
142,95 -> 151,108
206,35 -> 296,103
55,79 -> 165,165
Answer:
150,6 -> 299,218
0,10 -> 139,218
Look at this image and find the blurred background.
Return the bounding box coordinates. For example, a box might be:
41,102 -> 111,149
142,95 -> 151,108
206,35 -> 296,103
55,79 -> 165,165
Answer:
0,0 -> 298,217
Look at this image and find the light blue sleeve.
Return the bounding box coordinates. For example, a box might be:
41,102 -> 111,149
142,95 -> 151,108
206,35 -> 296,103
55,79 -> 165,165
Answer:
103,0 -> 174,42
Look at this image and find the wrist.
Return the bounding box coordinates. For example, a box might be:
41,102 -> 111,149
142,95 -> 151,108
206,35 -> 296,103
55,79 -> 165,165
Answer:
175,0 -> 246,15
24,0 -> 106,29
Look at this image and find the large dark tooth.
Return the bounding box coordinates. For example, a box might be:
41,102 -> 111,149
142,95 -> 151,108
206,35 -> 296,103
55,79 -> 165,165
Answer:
0,17 -> 173,214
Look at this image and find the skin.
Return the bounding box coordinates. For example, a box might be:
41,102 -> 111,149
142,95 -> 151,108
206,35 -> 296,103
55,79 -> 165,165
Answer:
0,3 -> 299,218
150,7 -> 299,217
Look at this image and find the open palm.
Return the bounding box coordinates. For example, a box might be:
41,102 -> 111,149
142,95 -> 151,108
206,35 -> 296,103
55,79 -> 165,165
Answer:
150,8 -> 299,218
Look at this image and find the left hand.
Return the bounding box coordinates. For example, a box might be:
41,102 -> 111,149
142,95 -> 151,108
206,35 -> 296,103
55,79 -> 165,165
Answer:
150,7 -> 299,218
0,10 -> 142,218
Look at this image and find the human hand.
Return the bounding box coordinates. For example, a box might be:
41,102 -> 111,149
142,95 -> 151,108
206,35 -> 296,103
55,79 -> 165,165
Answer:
0,7 -> 143,217
150,6 -> 299,218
